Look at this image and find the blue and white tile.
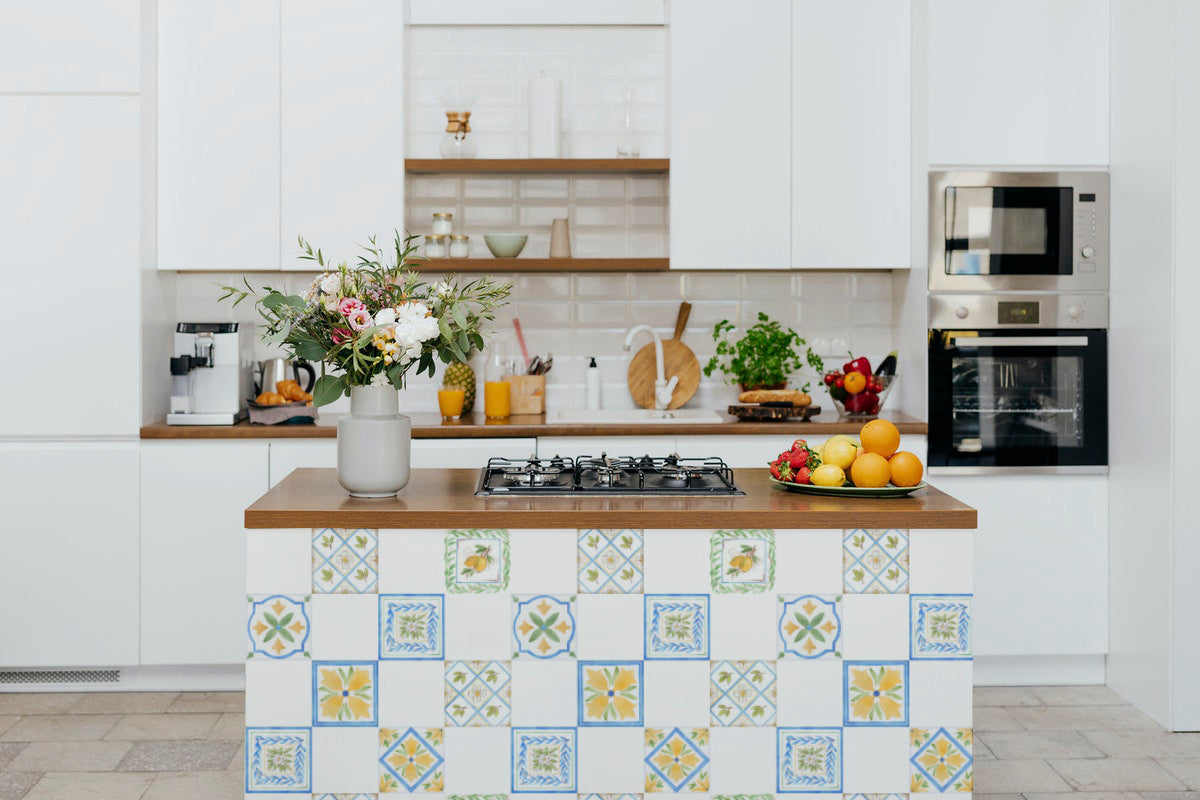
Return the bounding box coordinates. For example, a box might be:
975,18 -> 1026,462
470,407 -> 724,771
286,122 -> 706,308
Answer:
578,529 -> 645,594
512,727 -> 577,793
379,727 -> 444,793
579,661 -> 643,727
910,596 -> 971,660
644,727 -> 709,793
844,661 -> 909,727
247,594 -> 310,660
445,659 -> 512,727
379,594 -> 445,660
313,528 -> 379,594
313,661 -> 378,727
710,660 -> 776,727
513,595 -> 578,659
644,595 -> 709,660
246,727 -> 311,793
777,595 -> 842,660
777,727 -> 842,793
842,530 -> 908,594
910,728 -> 972,793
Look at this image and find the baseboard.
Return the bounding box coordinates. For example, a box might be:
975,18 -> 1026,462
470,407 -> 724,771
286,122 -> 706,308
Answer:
974,654 -> 1106,685
0,665 -> 244,693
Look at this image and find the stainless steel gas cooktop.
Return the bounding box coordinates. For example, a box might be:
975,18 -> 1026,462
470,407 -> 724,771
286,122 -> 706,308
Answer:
475,453 -> 743,496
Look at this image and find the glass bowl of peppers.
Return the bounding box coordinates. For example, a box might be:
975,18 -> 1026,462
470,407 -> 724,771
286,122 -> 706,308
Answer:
823,351 -> 898,417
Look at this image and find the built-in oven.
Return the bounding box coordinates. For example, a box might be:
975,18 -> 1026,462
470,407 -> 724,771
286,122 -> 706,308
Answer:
927,294 -> 1107,474
929,170 -> 1108,293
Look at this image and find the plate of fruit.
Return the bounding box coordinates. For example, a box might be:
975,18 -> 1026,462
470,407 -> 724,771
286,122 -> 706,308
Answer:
767,419 -> 927,497
823,351 -> 897,417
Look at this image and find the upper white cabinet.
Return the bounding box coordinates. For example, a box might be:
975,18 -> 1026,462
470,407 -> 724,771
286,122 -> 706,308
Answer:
792,0 -> 911,268
0,97 -> 141,437
158,1 -> 281,269
928,0 -> 1110,166
281,1 -> 406,267
0,0 -> 140,93
0,444 -> 140,667
410,0 -> 663,25
669,1 -> 792,269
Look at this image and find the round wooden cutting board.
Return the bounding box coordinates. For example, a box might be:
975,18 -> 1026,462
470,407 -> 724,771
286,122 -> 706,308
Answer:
627,302 -> 701,409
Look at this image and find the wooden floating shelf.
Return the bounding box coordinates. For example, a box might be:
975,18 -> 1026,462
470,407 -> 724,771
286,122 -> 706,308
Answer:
405,158 -> 669,174
411,257 -> 669,272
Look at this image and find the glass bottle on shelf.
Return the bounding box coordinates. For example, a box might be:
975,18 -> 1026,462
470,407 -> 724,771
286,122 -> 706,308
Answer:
440,111 -> 477,159
616,88 -> 640,158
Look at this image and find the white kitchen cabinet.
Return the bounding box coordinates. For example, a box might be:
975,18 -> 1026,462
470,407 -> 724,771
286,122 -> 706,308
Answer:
0,0 -> 140,93
140,441 -> 270,665
270,438 -> 539,487
158,0 -> 280,269
933,474 -> 1107,658
0,97 -> 141,437
792,0 -> 911,268
0,444 -> 140,667
669,1 -> 792,269
409,0 -> 664,25
281,0 -> 406,267
928,0 -> 1110,166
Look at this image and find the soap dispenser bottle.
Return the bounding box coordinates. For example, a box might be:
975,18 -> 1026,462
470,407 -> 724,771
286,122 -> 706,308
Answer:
585,357 -> 601,410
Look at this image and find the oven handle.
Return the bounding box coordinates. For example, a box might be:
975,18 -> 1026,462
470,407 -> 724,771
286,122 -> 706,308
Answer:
951,335 -> 1091,347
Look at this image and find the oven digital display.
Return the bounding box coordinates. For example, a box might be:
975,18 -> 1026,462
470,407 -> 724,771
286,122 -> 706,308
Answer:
997,301 -> 1040,325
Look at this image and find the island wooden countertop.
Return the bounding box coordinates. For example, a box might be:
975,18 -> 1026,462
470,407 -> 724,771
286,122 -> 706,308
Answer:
143,409 -> 926,439
245,468 -> 975,530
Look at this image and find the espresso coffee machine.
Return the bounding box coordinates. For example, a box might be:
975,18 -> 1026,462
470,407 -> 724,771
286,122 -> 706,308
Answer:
167,322 -> 254,425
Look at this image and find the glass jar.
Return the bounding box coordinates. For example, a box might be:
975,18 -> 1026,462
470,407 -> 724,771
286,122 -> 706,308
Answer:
432,212 -> 453,236
423,234 -> 447,258
440,111 -> 478,159
448,234 -> 470,258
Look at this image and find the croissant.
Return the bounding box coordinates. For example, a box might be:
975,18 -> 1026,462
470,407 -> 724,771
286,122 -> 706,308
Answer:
255,391 -> 287,405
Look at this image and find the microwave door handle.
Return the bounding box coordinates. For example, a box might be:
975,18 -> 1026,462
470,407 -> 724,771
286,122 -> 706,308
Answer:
951,336 -> 1091,347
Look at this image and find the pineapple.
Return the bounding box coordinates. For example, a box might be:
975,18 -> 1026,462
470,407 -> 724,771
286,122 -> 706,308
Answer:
444,361 -> 477,412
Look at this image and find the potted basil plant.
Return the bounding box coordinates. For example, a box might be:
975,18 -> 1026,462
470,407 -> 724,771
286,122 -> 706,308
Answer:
702,312 -> 824,392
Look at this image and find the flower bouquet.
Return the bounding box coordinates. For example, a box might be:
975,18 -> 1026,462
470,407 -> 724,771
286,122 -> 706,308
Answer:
220,231 -> 511,497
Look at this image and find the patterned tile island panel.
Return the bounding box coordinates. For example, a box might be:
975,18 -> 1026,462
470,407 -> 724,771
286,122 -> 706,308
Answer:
244,528 -> 973,798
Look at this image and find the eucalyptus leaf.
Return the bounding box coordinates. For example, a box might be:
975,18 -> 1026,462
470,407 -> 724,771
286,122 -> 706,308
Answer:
312,374 -> 346,407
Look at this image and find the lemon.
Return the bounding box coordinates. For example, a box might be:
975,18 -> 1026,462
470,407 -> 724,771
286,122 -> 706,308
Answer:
810,464 -> 847,487
821,437 -> 858,470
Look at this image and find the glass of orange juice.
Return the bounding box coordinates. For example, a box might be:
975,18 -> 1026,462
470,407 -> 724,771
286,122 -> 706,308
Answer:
483,380 -> 510,419
438,383 -> 466,420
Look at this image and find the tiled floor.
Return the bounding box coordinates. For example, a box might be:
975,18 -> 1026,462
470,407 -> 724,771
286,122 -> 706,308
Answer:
0,686 -> 1196,799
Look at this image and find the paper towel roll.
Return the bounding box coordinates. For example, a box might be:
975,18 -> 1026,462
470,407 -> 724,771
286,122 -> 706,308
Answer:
528,76 -> 562,158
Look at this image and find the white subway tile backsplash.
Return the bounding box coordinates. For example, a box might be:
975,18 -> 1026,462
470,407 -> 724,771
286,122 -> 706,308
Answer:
574,178 -> 627,199
515,301 -> 572,328
574,273 -> 629,300
574,205 -> 626,227
575,301 -> 630,328
462,205 -> 517,227
683,273 -> 739,300
515,274 -> 572,300
630,272 -> 684,299
518,179 -> 570,199
463,178 -> 516,199
518,204 -> 571,226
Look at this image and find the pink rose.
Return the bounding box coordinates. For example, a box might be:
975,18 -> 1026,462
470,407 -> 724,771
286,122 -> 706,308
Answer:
346,308 -> 372,331
338,297 -> 365,317
331,327 -> 353,345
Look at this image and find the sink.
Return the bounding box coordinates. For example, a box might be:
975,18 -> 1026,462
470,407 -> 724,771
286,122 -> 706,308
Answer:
547,408 -> 724,425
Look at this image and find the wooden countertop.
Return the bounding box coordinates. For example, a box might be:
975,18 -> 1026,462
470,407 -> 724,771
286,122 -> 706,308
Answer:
142,410 -> 926,439
245,468 -> 975,530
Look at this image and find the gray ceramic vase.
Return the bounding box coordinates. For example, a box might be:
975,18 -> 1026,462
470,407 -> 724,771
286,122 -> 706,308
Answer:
337,385 -> 411,498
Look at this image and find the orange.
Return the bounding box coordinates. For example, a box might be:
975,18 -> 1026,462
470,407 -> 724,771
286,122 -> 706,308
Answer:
859,418 -> 900,458
888,451 -> 924,487
844,371 -> 867,394
849,452 -> 890,488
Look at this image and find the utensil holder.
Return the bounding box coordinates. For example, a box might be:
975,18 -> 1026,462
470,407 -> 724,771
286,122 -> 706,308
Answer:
502,374 -> 546,415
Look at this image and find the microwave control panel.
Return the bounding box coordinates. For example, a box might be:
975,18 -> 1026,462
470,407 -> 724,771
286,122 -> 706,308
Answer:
1074,191 -> 1099,272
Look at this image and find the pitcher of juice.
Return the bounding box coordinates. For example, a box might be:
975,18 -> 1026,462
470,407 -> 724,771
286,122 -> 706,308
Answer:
483,343 -> 511,419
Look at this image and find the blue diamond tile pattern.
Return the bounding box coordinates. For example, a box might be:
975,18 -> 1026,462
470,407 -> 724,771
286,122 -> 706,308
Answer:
843,529 -> 909,594
911,727 -> 973,792
578,529 -> 645,593
710,659 -> 777,727
444,660 -> 512,727
312,528 -> 378,594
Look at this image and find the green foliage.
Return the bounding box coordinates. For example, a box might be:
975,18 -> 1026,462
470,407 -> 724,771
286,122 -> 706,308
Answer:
702,312 -> 824,392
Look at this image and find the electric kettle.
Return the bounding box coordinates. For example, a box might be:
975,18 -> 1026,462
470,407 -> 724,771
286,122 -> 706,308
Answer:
258,358 -> 316,395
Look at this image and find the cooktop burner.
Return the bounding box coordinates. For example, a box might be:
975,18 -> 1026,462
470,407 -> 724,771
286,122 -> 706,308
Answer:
476,453 -> 743,496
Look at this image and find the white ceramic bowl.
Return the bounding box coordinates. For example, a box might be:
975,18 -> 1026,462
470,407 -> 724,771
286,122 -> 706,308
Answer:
484,234 -> 528,258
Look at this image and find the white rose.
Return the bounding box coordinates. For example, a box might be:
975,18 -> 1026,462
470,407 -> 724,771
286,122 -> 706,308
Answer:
322,295 -> 339,312
319,273 -> 341,295
374,307 -> 397,327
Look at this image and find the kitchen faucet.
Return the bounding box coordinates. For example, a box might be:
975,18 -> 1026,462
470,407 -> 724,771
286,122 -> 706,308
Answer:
623,324 -> 679,410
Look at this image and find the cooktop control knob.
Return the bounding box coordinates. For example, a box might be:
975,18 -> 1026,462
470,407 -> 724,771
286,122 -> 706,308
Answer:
955,306 -> 969,319
1067,304 -> 1083,321
1080,245 -> 1096,259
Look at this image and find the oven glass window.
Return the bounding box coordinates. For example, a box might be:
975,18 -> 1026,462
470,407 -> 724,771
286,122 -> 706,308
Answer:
944,187 -> 1072,275
950,354 -> 1084,453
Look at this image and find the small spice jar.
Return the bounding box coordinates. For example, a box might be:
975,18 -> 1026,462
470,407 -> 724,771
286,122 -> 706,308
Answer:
423,234 -> 447,258
448,234 -> 470,258
432,212 -> 453,235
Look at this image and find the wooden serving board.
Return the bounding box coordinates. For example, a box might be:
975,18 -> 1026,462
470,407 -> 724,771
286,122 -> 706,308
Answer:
727,404 -> 821,422
628,302 -> 700,409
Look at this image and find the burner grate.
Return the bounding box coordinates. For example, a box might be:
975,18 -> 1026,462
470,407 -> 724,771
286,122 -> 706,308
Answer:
476,453 -> 742,496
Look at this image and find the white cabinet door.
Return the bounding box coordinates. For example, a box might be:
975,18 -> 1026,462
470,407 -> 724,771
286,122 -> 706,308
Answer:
0,444 -> 139,667
410,0 -> 664,25
281,0 -> 405,267
792,0 -> 911,268
0,0 -> 140,92
933,474 -> 1107,656
0,97 -> 141,437
669,1 -> 792,269
140,441 -> 270,665
158,0 -> 280,269
269,438 -> 539,487
928,0 -> 1110,166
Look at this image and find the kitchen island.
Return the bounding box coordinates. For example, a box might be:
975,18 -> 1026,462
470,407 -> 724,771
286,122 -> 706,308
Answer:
242,468 -> 975,797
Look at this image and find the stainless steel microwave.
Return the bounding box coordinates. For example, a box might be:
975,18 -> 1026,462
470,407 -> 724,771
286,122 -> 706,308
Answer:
929,170 -> 1109,293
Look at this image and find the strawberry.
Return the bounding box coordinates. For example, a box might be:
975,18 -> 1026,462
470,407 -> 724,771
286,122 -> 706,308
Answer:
788,449 -> 809,470
790,438 -> 809,452
791,465 -> 812,484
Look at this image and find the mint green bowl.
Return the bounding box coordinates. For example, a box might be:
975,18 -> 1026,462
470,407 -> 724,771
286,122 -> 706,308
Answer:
484,234 -> 528,258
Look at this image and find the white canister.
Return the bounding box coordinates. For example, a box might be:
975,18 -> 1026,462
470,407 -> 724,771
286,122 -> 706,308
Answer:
424,234 -> 448,258
432,212 -> 453,235
448,234 -> 470,258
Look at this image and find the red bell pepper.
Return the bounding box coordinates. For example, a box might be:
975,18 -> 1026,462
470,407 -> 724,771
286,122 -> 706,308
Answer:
843,355 -> 872,376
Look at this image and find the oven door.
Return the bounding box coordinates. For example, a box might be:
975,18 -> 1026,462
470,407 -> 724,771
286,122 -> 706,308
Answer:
927,328 -> 1107,473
